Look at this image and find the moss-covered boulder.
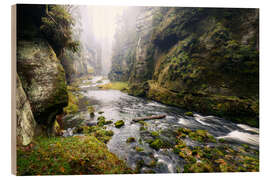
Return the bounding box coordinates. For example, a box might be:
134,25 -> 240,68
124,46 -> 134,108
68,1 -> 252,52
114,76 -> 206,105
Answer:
114,120 -> 125,128
17,37 -> 68,129
149,139 -> 164,150
184,112 -> 194,117
88,106 -> 95,117
126,137 -> 136,143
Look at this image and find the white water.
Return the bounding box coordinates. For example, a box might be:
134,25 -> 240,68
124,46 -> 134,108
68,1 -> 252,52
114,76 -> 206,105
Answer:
64,76 -> 259,173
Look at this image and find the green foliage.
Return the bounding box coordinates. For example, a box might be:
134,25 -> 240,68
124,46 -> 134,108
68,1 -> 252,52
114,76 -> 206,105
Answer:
40,5 -> 80,55
17,136 -> 131,175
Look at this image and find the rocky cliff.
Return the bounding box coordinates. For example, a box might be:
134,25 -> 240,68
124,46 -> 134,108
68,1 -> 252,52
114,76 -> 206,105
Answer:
17,37 -> 68,128
108,7 -> 142,81
109,7 -> 259,127
16,5 -> 69,142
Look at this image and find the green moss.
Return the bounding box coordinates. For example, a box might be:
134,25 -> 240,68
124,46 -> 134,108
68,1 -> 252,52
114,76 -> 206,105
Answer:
138,120 -> 148,126
97,116 -> 113,127
178,127 -> 192,134
114,120 -> 125,128
185,161 -> 214,173
126,137 -> 136,143
186,129 -> 217,143
104,120 -> 113,125
17,136 -> 131,175
218,138 -> 225,143
149,139 -> 164,150
67,85 -> 80,92
150,131 -> 159,137
88,106 -> 95,117
78,124 -> 114,144
93,129 -> 114,143
98,82 -> 129,92
63,91 -> 79,114
128,82 -> 149,97
135,147 -> 144,152
184,112 -> 194,116
97,116 -> 105,121
140,126 -> 147,131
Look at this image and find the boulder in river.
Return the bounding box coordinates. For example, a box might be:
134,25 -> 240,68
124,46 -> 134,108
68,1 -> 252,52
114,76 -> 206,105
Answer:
114,120 -> 125,128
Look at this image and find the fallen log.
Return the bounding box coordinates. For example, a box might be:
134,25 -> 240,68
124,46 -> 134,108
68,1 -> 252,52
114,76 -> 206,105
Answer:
132,115 -> 166,122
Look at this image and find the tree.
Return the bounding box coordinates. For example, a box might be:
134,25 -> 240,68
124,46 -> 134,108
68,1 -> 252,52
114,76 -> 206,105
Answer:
40,5 -> 80,56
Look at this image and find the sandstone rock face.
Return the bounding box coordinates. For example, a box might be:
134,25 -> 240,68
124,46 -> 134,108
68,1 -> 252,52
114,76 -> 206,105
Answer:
130,7 -> 157,83
108,7 -> 142,82
60,47 -> 101,83
16,74 -> 36,146
17,37 -> 68,127
110,7 -> 259,126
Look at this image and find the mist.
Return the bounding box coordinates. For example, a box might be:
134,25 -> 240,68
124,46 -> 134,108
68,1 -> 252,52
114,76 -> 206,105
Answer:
70,6 -> 127,75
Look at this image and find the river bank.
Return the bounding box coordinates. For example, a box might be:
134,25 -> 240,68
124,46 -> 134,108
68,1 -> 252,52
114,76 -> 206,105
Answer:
59,76 -> 260,173
17,76 -> 259,174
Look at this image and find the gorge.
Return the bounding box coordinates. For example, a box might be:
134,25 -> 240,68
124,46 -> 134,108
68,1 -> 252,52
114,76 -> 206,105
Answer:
15,5 -> 259,175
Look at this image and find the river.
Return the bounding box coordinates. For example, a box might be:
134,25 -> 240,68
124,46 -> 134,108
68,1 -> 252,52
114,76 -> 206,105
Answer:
63,76 -> 259,173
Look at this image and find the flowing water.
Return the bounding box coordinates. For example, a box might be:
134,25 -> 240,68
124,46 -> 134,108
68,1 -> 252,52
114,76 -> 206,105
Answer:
64,76 -> 259,173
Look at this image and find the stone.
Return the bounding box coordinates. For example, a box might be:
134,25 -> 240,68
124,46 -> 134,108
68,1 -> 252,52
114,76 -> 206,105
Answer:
17,37 -> 68,129
16,74 -> 36,146
114,120 -> 125,128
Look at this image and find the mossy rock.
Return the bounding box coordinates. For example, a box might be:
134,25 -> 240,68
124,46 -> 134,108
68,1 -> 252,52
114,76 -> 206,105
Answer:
184,112 -> 194,116
140,126 -> 147,131
88,106 -> 95,117
97,116 -> 106,121
92,129 -> 114,143
126,137 -> 136,143
185,162 -> 214,173
135,146 -> 144,152
104,120 -> 113,125
149,139 -> 164,150
138,120 -> 148,126
98,111 -> 104,114
195,129 -> 208,137
97,119 -> 106,127
150,131 -> 159,137
178,127 -> 192,134
176,140 -> 187,148
179,152 -> 186,159
188,129 -> 217,143
241,144 -> 250,150
114,120 -> 125,128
